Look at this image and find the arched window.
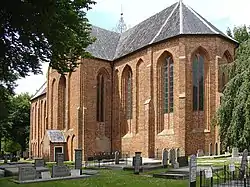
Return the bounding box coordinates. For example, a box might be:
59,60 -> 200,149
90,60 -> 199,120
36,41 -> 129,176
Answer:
97,74 -> 105,122
192,54 -> 204,111
164,56 -> 174,113
127,70 -> 132,119
58,75 -> 66,129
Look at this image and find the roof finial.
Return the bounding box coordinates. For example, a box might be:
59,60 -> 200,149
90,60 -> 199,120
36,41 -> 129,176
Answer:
115,4 -> 127,33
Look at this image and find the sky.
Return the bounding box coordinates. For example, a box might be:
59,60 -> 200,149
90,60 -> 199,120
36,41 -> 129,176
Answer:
15,0 -> 250,95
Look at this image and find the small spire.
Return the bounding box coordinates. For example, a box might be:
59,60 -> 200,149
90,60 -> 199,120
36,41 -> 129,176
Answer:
115,4 -> 127,33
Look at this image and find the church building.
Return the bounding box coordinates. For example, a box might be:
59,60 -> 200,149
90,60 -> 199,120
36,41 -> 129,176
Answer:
29,1 -> 238,161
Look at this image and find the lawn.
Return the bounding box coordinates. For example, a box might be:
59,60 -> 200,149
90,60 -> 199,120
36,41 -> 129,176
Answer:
0,169 -> 188,187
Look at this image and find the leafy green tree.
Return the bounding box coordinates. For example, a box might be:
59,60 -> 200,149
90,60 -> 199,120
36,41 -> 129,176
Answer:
0,0 -> 96,91
4,139 -> 21,154
6,93 -> 31,153
217,26 -> 250,151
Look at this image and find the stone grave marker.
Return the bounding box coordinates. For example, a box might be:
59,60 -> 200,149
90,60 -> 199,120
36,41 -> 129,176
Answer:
41,171 -> 51,179
232,148 -> 239,158
134,152 -> 142,174
56,153 -> 64,166
177,156 -> 188,167
205,167 -> 213,179
35,159 -> 45,168
4,154 -> 8,164
176,148 -> 180,160
19,167 -> 36,181
197,149 -> 204,157
240,149 -> 248,178
169,148 -> 175,164
75,149 -> 82,175
189,155 -> 197,187
229,163 -> 235,172
71,169 -> 80,177
115,151 -> 120,165
52,165 -> 70,178
162,149 -> 168,168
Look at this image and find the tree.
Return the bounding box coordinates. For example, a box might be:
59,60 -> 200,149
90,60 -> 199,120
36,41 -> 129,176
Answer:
217,26 -> 250,151
6,93 -> 31,153
226,27 -> 233,38
0,0 -> 96,92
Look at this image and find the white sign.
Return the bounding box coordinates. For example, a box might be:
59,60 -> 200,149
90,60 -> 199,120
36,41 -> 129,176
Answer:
71,169 -> 80,177
205,167 -> 213,178
41,171 -> 51,179
229,164 -> 235,172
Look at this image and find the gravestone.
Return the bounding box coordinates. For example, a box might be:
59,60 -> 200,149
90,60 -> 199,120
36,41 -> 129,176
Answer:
115,151 -> 120,165
52,165 -> 70,178
56,153 -> 64,166
229,163 -> 235,172
19,167 -> 36,181
197,149 -> 204,157
162,149 -> 168,168
75,149 -> 82,175
4,154 -> 8,164
134,152 -> 142,174
176,148 -> 180,160
189,155 -> 197,187
205,167 -> 213,179
209,143 -> 212,156
35,159 -> 45,168
169,148 -> 175,164
232,148 -> 239,158
240,149 -> 248,179
41,171 -> 51,179
177,156 -> 188,167
71,169 -> 80,177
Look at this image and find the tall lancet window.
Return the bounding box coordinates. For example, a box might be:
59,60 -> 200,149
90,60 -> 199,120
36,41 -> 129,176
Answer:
164,56 -> 174,113
192,54 -> 204,111
126,70 -> 132,119
97,74 -> 105,122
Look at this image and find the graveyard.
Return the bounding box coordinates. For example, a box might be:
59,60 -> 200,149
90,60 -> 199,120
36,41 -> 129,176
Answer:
1,148 -> 250,187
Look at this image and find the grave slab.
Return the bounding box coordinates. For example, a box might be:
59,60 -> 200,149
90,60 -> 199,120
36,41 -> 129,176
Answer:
0,169 -> 4,178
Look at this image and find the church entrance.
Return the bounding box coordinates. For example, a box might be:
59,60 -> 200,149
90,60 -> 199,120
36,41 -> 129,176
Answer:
54,146 -> 63,161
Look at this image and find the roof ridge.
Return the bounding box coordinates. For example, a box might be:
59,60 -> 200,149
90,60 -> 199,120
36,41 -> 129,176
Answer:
185,4 -> 219,34
149,2 -> 179,44
179,0 -> 183,34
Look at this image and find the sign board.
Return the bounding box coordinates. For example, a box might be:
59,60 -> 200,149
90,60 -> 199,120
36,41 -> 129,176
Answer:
205,167 -> 213,178
229,164 -> 235,172
189,155 -> 197,187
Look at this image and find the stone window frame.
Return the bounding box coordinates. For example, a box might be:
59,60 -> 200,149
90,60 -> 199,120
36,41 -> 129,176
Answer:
122,65 -> 133,120
192,53 -> 204,111
164,55 -> 174,114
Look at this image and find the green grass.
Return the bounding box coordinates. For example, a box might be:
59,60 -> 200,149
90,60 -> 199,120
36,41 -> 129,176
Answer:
0,169 -> 188,187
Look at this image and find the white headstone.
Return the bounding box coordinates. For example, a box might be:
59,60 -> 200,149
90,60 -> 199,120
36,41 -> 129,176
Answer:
71,169 -> 80,177
229,163 -> 235,172
205,167 -> 213,178
41,171 -> 51,179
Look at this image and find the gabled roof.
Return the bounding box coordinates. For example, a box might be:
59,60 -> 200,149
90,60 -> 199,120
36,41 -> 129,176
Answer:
31,82 -> 46,100
86,1 -> 237,61
47,130 -> 66,143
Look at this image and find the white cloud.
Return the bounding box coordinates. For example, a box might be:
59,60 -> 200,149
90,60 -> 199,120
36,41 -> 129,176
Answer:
15,0 -> 250,95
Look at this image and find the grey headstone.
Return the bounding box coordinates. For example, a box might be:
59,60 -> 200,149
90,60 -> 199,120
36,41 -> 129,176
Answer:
52,165 -> 70,178
232,148 -> 239,158
75,149 -> 82,170
0,169 -> 4,178
56,153 -> 64,166
134,152 -> 142,174
4,155 -> 8,163
162,149 -> 168,168
209,143 -> 213,156
169,149 -> 175,164
176,148 -> 180,160
41,171 -> 51,179
115,151 -> 120,165
35,159 -> 45,168
19,167 -> 36,181
189,155 -> 197,185
177,156 -> 188,167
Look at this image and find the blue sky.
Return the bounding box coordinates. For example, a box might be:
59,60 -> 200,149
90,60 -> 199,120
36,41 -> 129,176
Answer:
15,0 -> 250,95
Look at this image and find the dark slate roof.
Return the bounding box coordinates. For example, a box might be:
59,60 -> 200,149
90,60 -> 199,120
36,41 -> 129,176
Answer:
47,130 -> 66,143
31,82 -> 46,100
86,1 -> 237,61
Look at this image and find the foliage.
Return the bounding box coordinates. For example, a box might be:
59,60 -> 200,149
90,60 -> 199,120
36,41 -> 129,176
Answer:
4,139 -> 21,153
6,93 -> 31,152
0,0 -> 96,91
217,26 -> 250,151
